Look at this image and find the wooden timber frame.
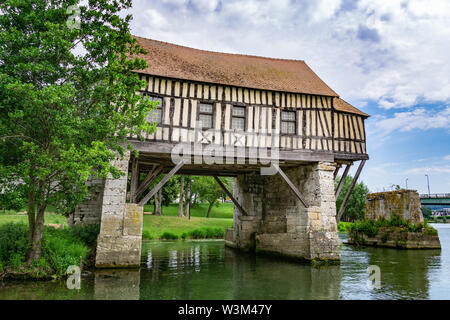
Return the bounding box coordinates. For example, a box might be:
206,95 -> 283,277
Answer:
123,48 -> 369,214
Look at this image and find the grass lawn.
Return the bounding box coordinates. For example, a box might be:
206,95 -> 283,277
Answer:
142,215 -> 233,239
143,202 -> 234,219
0,212 -> 67,226
0,202 -> 234,240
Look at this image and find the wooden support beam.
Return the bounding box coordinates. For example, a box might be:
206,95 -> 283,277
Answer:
129,156 -> 139,203
272,164 -> 308,208
333,164 -> 342,181
138,160 -> 186,206
337,160 -> 366,223
135,165 -> 164,200
213,176 -> 248,216
335,164 -> 351,199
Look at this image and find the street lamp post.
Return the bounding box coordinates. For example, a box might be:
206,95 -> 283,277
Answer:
406,178 -> 408,190
425,174 -> 430,196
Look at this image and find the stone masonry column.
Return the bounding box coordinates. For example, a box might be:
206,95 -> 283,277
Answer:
95,152 -> 144,268
68,177 -> 105,227
227,162 -> 340,263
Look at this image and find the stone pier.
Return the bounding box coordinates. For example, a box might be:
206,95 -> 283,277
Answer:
95,152 -> 144,267
226,162 -> 340,263
70,152 -> 144,268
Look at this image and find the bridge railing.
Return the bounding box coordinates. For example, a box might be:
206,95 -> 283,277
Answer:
420,193 -> 450,199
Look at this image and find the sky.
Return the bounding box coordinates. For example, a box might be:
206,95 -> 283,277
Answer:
125,0 -> 450,193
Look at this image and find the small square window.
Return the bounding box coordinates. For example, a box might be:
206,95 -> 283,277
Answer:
231,106 -> 246,131
232,117 -> 245,130
146,96 -> 163,124
198,103 -> 214,129
199,103 -> 213,113
199,114 -> 213,128
281,111 -> 296,134
147,108 -> 162,123
232,106 -> 245,117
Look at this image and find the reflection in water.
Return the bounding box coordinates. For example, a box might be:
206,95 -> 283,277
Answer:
139,240 -> 341,299
0,225 -> 449,300
94,269 -> 140,300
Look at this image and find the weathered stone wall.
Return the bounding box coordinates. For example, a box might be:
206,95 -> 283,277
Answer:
228,162 -> 340,262
365,190 -> 424,224
67,178 -> 105,227
95,152 -> 144,268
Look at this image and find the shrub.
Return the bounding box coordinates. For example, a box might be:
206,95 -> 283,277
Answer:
161,232 -> 178,240
349,220 -> 378,238
42,227 -> 89,275
142,230 -> 153,239
425,225 -> 438,235
0,223 -> 93,277
187,228 -> 206,239
407,223 -> 424,233
186,227 -> 225,239
0,223 -> 29,266
204,227 -> 224,238
67,224 -> 100,246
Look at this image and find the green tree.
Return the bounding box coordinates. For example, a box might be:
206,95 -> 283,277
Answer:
421,206 -> 432,220
0,0 -> 155,263
146,175 -> 180,210
335,175 -> 370,222
192,176 -> 231,218
0,185 -> 26,213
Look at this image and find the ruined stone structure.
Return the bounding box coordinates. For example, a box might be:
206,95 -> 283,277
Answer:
347,190 -> 441,249
365,190 -> 424,224
71,36 -> 369,266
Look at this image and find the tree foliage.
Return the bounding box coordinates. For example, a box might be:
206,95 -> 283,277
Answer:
421,206 -> 432,219
335,175 -> 370,222
0,0 -> 155,262
191,176 -> 232,218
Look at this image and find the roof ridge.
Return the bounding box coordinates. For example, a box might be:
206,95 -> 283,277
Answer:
133,35 -> 306,64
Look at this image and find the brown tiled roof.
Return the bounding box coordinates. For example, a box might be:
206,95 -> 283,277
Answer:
333,98 -> 369,117
134,36 -> 338,97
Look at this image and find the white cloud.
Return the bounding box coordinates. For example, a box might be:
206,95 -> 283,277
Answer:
444,155 -> 450,161
405,166 -> 450,174
143,9 -> 169,29
367,106 -> 450,143
127,0 -> 450,111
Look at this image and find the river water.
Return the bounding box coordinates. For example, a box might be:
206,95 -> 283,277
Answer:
1,224 -> 449,300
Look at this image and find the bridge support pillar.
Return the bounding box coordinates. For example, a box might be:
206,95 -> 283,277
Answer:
226,162 -> 340,263
95,151 -> 144,268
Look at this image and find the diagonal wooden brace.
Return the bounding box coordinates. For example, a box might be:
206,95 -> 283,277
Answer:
138,160 -> 186,206
272,164 -> 308,208
135,165 -> 164,200
335,164 -> 351,199
213,176 -> 248,216
336,160 -> 366,223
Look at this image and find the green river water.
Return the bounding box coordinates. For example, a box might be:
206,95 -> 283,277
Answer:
1,223 -> 449,300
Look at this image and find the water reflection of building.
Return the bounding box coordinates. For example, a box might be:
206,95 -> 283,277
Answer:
94,269 -> 140,300
228,247 -> 341,299
366,247 -> 440,299
139,241 -> 341,299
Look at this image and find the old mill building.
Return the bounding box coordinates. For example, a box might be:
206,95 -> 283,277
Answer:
69,36 -> 369,267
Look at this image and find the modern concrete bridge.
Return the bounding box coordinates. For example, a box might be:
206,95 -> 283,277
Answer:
420,194 -> 450,206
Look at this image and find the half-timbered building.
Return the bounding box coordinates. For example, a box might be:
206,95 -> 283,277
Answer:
71,36 -> 369,266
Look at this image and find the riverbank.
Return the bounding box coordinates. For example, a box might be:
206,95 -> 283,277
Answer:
0,223 -> 99,280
